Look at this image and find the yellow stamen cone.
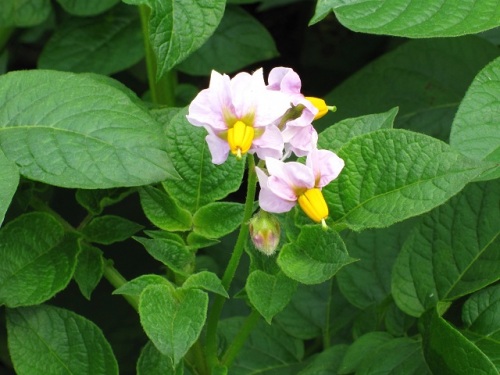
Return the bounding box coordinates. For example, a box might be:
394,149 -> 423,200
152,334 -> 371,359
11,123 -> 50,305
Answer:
298,188 -> 329,224
305,97 -> 336,120
227,120 -> 254,159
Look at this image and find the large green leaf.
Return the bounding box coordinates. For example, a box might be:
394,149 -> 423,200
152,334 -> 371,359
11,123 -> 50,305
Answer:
315,0 -> 500,37
139,284 -> 208,368
56,0 -> 120,16
299,345 -> 348,375
0,149 -> 19,227
162,108 -> 245,213
317,37 -> 499,141
0,70 -> 177,188
177,6 -> 278,76
462,285 -> 500,369
324,129 -> 486,231
193,202 -> 244,238
137,341 -> 182,375
450,56 -> 500,180
277,226 -> 354,285
81,215 -> 143,245
0,213 -> 79,307
392,180 -> 500,317
422,308 -> 497,374
123,0 -> 225,78
38,4 -> 144,75
0,0 -> 51,27
7,305 -> 118,375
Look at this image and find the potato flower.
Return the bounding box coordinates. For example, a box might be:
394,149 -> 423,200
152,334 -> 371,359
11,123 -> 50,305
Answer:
256,148 -> 345,227
187,69 -> 291,164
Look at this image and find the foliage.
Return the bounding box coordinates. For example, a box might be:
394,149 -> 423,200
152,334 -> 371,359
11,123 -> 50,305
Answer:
0,0 -> 498,374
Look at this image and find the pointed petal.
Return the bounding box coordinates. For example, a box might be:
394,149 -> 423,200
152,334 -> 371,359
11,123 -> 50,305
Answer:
307,149 -> 345,187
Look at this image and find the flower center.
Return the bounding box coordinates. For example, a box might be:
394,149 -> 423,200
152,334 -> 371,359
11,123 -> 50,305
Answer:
227,120 -> 254,159
297,188 -> 328,227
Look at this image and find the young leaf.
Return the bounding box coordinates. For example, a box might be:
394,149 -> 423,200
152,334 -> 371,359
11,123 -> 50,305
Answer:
56,0 -> 120,16
74,244 -> 104,300
0,70 -> 177,188
246,270 -> 297,324
462,284 -> 500,369
7,305 -> 118,375
162,108 -> 245,213
277,226 -> 354,285
450,56 -> 500,180
113,274 -> 170,297
324,129 -> 486,231
181,271 -> 228,298
0,150 -> 19,227
320,0 -> 500,38
336,219 -> 416,309
75,188 -> 133,215
0,0 -> 52,27
178,6 -> 278,75
299,345 -> 348,375
0,213 -> 79,307
81,215 -> 143,245
392,180 -> 500,317
317,37 -> 499,140
422,308 -> 497,374
193,202 -> 244,238
123,0 -> 225,78
137,341 -> 182,375
318,107 -> 397,153
139,284 -> 208,368
134,237 -> 195,275
139,186 -> 192,232
38,4 -> 144,75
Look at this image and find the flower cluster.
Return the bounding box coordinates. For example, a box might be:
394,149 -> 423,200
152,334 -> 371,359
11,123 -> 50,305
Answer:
187,67 -> 344,233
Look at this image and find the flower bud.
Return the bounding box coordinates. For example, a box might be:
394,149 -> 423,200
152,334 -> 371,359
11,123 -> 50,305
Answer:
249,210 -> 281,256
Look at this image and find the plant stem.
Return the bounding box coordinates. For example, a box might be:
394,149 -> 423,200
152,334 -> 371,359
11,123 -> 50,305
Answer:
103,259 -> 139,311
138,4 -> 176,106
323,278 -> 334,349
204,155 -> 258,372
221,309 -> 260,367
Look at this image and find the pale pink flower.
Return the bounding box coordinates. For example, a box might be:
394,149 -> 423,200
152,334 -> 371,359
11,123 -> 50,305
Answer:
187,69 -> 290,164
256,148 -> 345,226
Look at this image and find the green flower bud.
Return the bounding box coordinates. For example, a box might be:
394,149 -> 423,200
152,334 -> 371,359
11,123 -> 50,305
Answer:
249,210 -> 281,256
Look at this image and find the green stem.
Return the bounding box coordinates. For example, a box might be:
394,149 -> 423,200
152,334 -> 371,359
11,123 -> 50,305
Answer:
221,309 -> 260,367
323,278 -> 334,349
138,5 -> 176,106
205,155 -> 258,371
103,260 -> 139,311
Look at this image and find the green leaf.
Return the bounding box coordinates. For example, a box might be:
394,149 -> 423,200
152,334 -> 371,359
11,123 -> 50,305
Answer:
186,232 -> 220,249
38,4 -> 144,75
246,270 -> 297,323
220,317 -> 304,373
318,107 -> 397,153
450,56 -> 500,180
317,37 -> 499,141
137,341 -> 182,375
178,6 -> 278,76
76,188 -> 133,215
422,308 -> 497,374
193,202 -> 244,238
299,345 -> 348,375
74,244 -> 104,300
162,108 -> 245,213
7,305 -> 118,375
0,0 -> 51,27
113,274 -> 170,297
134,237 -> 195,275
462,284 -> 500,369
278,226 -> 354,285
139,284 -> 208,368
181,271 -> 228,298
336,219 -> 416,309
0,149 -> 19,227
321,0 -> 500,37
325,129 -> 485,231
81,215 -> 143,245
0,70 -> 177,189
56,0 -> 120,16
0,213 -> 79,307
392,180 -> 500,317
139,186 -> 192,232
123,0 -> 225,78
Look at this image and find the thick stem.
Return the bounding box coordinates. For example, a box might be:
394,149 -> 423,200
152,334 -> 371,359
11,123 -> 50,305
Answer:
221,309 -> 260,367
138,4 -> 176,106
103,260 -> 139,311
204,155 -> 258,371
